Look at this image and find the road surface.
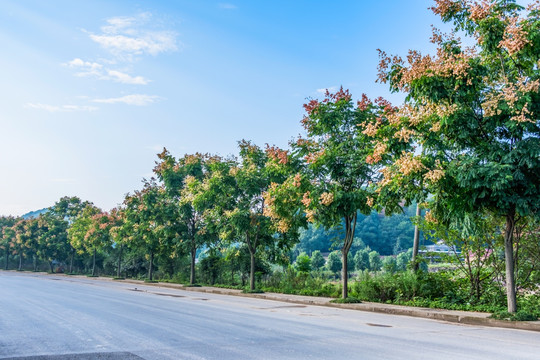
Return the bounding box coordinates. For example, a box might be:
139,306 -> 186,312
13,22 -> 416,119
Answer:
1,271 -> 538,359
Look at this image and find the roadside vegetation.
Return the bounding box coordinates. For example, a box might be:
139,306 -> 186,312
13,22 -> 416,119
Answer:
1,1 -> 539,319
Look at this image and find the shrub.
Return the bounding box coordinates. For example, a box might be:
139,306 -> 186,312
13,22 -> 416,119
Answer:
295,252 -> 311,273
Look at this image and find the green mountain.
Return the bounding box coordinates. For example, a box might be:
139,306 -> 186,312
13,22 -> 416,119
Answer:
21,208 -> 48,219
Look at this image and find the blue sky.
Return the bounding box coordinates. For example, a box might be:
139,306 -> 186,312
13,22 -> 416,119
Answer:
1,0 -> 448,216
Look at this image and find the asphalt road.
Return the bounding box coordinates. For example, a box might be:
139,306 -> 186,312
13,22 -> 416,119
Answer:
1,272 -> 539,360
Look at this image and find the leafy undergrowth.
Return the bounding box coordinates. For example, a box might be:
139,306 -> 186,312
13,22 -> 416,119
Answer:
330,297 -> 362,304
242,289 -> 264,294
490,311 -> 538,321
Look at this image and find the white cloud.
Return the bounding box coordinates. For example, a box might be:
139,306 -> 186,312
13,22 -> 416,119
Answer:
316,86 -> 338,94
90,32 -> 177,57
25,103 -> 98,112
218,3 -> 237,9
64,58 -> 149,84
106,70 -> 149,85
101,15 -> 139,34
88,13 -> 178,59
92,94 -> 160,106
65,58 -> 103,77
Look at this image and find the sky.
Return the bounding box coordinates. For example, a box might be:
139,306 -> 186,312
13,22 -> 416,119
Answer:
0,0 -> 451,216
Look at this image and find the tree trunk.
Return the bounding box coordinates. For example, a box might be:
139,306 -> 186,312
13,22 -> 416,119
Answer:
190,244 -> 196,285
117,245 -> 123,278
504,209 -> 517,313
69,248 -> 74,274
342,249 -> 349,299
249,251 -> 255,291
148,251 -> 154,281
4,249 -> 9,270
92,248 -> 97,276
33,256 -> 37,272
412,204 -> 421,272
18,254 -> 22,271
49,261 -> 54,273
341,214 -> 357,299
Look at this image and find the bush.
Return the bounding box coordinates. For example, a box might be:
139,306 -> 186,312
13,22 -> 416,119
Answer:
295,252 -> 311,273
490,310 -> 538,321
326,251 -> 342,274
368,251 -> 382,271
354,249 -> 370,271
310,250 -> 325,270
349,270 -> 457,304
331,297 -> 362,304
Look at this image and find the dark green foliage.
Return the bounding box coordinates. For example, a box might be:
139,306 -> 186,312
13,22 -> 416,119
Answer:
354,248 -> 370,271
295,205 -> 422,256
294,252 -> 311,273
351,271 -> 455,304
368,251 -> 382,271
382,256 -> 397,274
326,251 -> 342,274
310,250 -> 325,270
396,249 -> 412,271
261,267 -> 341,297
330,297 -> 362,304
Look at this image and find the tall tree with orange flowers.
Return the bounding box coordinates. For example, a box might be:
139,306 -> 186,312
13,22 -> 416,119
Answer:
265,88 -> 409,299
377,0 -> 540,312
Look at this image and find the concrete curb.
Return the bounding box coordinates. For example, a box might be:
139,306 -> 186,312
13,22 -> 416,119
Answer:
119,278 -> 540,333
4,271 -> 540,332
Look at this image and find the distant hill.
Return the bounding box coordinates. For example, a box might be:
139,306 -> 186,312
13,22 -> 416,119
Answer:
22,208 -> 48,219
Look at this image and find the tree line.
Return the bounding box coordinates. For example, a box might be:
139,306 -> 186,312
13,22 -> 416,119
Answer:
1,1 -> 539,314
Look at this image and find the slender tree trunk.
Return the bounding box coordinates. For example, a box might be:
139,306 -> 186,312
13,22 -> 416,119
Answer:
92,248 -> 97,276
190,243 -> 196,285
342,249 -> 349,299
117,244 -> 123,278
18,254 -> 22,271
148,251 -> 154,281
49,261 -> 54,273
249,251 -> 255,291
69,248 -> 74,273
412,204 -> 421,272
33,256 -> 37,272
4,249 -> 9,270
341,214 -> 357,299
504,209 -> 517,313
230,258 -> 235,285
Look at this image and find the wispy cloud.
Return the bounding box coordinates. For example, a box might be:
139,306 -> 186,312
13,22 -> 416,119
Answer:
106,69 -> 149,85
92,94 -> 160,106
65,58 -> 103,77
88,13 -> 178,59
65,58 -> 149,85
218,3 -> 237,9
60,13 -> 175,109
25,103 -> 98,112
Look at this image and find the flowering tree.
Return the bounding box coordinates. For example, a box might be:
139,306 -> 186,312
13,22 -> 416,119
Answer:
34,211 -> 71,273
201,141 -> 298,291
123,179 -> 171,281
68,205 -> 110,276
108,207 -> 131,279
154,150 -> 214,285
49,196 -> 92,273
377,0 -> 540,312
265,88 -> 407,298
